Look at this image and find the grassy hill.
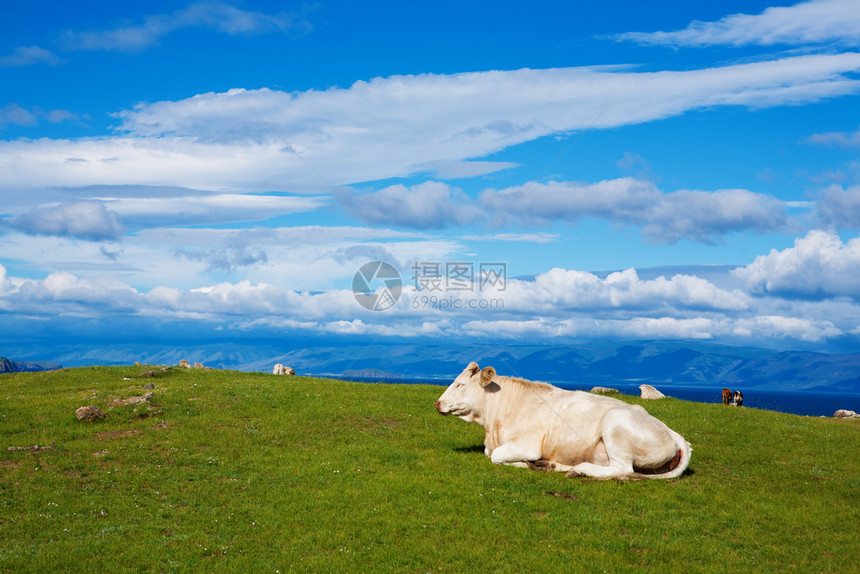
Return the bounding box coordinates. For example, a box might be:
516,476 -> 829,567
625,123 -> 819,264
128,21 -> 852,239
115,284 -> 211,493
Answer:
1,366 -> 858,572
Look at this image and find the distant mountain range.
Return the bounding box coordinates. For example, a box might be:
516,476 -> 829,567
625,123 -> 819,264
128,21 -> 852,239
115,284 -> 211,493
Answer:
2,340 -> 859,393
0,356 -> 62,373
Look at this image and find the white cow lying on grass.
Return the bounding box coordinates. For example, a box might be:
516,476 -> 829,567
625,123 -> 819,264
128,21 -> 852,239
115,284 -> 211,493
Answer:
435,362 -> 691,480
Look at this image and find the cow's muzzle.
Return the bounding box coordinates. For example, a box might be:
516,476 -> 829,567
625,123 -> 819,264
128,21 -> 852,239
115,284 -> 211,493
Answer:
434,400 -> 448,414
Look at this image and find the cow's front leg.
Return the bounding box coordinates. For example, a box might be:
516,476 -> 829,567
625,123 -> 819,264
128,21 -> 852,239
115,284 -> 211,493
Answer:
489,441 -> 541,468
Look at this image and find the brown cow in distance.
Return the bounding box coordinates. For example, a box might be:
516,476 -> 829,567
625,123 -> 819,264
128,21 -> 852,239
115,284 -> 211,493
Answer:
722,388 -> 732,405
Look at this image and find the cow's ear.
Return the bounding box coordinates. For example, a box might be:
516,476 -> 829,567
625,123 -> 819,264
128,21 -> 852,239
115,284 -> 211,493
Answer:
466,361 -> 479,374
480,366 -> 496,387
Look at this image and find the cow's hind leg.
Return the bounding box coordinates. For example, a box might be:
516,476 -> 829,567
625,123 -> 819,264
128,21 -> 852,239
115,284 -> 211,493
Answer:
566,458 -> 634,478
567,412 -> 637,478
489,441 -> 541,468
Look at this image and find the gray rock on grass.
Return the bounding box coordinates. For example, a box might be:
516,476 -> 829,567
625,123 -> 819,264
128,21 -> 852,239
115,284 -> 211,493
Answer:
76,406 -> 106,421
639,384 -> 666,399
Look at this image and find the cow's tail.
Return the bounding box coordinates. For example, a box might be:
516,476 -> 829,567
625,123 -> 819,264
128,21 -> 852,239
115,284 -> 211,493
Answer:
641,430 -> 692,480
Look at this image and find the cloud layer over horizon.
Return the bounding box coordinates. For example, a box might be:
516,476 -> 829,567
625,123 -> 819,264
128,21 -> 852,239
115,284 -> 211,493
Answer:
1,229 -> 858,348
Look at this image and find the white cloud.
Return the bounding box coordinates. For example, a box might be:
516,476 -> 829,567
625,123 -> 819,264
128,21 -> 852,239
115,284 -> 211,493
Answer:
0,192 -> 327,239
0,45 -> 60,67
480,178 -> 796,244
0,104 -> 37,126
0,265 -> 358,322
616,152 -> 656,182
0,54 -> 860,198
0,264 -> 10,300
115,54 -> 860,142
642,188 -> 798,244
175,246 -> 269,272
459,314 -> 843,344
44,110 -> 78,124
0,174 -> 800,245
134,225 -> 425,247
733,230 -> 860,299
5,202 -> 124,241
348,182 -> 485,230
465,232 -> 560,243
615,0 -> 860,48
0,221 -> 465,293
102,192 -> 329,228
61,1 -> 312,52
732,315 -> 842,342
0,136 -> 316,192
1,184 -> 269,214
5,53 -> 857,194
341,176 -> 799,241
4,269 -> 139,315
0,104 -> 80,127
416,160 -> 519,179
1,256 -> 857,347
481,178 -> 655,224
808,126 -> 860,147
816,184 -> 860,228
501,268 -> 750,313
164,281 -> 350,319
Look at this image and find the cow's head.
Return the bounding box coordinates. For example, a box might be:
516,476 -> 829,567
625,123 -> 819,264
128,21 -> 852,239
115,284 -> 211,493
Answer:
435,362 -> 497,422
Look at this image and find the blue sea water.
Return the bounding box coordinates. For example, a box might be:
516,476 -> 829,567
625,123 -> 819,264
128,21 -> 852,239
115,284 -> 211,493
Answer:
331,376 -> 860,418
563,384 -> 860,418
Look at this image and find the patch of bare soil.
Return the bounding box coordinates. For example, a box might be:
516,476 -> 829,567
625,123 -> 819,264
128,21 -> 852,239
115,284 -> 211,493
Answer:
546,490 -> 579,501
95,429 -> 141,441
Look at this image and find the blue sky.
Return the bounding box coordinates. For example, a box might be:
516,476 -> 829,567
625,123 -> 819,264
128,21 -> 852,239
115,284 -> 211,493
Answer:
2,0 -> 860,353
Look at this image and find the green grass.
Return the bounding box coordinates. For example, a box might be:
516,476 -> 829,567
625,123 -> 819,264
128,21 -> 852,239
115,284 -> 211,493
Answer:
1,366 -> 858,572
